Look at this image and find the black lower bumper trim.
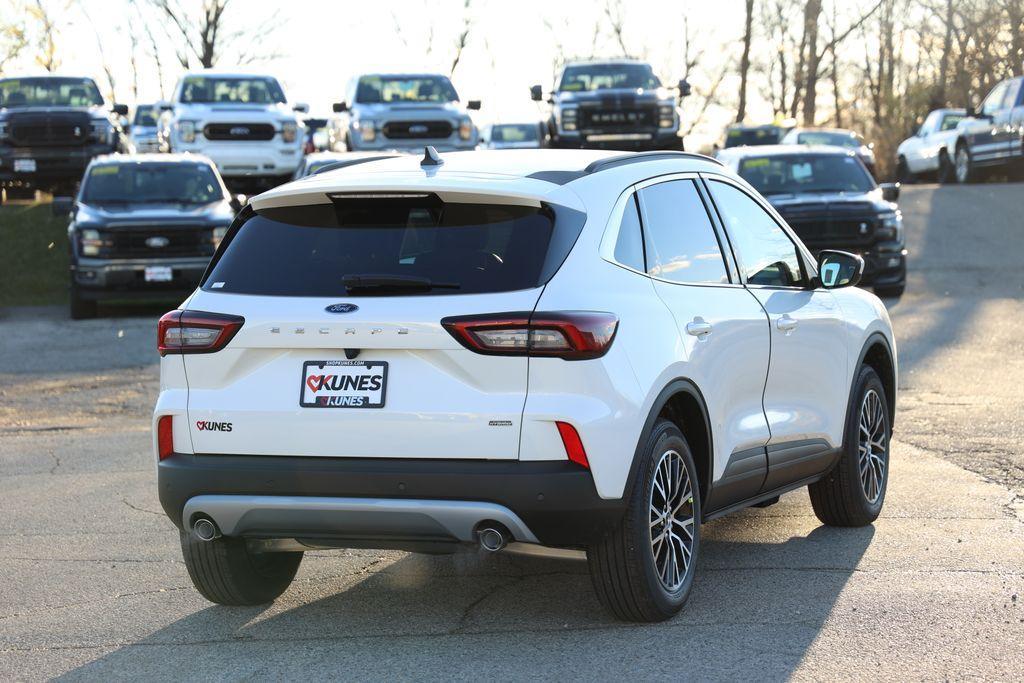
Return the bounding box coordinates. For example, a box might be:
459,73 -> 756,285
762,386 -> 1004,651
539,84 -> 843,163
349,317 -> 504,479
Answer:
158,454 -> 626,548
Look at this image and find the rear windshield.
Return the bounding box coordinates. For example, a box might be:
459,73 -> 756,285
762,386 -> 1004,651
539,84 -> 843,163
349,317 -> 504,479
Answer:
203,196 -> 585,297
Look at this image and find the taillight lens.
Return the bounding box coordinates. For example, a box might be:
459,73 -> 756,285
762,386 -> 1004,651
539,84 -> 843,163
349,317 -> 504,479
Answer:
157,310 -> 244,356
157,415 -> 174,460
441,311 -> 618,360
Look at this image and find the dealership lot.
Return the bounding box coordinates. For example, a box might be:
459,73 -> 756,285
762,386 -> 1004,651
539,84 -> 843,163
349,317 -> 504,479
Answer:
1,184 -> 1022,679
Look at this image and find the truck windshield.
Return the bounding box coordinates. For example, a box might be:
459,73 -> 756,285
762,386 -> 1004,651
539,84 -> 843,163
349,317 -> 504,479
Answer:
355,76 -> 459,104
180,76 -> 286,104
559,64 -> 661,92
0,77 -> 103,108
738,154 -> 876,196
133,106 -> 158,126
794,131 -> 864,148
725,127 -> 783,148
81,163 -> 225,205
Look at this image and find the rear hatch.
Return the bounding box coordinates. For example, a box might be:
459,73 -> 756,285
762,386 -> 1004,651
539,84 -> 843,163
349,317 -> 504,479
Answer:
177,191 -> 583,460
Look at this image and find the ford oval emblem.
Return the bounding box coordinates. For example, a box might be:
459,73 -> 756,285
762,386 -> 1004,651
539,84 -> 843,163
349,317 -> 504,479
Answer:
325,303 -> 359,314
145,236 -> 170,248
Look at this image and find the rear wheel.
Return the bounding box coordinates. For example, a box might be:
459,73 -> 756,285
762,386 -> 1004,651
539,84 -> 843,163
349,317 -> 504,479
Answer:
809,365 -> 890,526
588,420 -> 700,622
895,157 -> 914,184
180,530 -> 303,605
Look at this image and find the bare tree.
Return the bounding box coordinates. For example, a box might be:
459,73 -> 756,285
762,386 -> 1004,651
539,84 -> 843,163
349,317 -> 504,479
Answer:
27,0 -> 60,72
147,0 -> 282,69
604,0 -> 630,56
449,0 -> 473,76
0,3 -> 28,76
736,0 -> 755,122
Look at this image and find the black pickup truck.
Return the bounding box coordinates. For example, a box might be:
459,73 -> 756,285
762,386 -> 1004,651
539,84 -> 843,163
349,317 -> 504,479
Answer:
948,76 -> 1024,183
531,59 -> 689,151
0,76 -> 128,201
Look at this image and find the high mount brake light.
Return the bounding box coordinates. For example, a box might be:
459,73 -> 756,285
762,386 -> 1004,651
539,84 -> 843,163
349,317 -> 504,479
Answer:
441,311 -> 618,360
157,310 -> 245,356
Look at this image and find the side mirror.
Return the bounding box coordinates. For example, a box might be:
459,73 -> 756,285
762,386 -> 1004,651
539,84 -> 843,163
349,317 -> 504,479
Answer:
678,79 -> 692,98
529,84 -> 543,102
332,101 -> 348,113
52,196 -> 74,216
112,103 -> 128,116
230,194 -> 247,212
879,182 -> 900,202
965,105 -> 976,118
466,100 -> 481,110
817,250 -> 864,289
293,102 -> 309,113
159,102 -> 174,112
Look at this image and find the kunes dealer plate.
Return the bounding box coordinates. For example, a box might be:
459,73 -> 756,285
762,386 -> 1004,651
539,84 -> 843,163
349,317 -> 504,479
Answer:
300,360 -> 388,409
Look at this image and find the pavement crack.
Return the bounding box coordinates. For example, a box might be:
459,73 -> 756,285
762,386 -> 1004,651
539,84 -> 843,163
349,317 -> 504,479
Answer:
121,497 -> 165,517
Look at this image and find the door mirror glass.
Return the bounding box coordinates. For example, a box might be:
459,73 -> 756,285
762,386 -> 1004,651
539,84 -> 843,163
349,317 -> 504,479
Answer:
879,182 -> 900,202
817,250 -> 863,289
529,84 -> 543,102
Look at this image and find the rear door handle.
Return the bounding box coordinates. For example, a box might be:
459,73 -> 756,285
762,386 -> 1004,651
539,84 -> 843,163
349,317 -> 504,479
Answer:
686,318 -> 713,339
776,314 -> 798,335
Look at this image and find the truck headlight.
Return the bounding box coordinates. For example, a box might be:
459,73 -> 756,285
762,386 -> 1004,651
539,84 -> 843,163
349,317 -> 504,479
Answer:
878,212 -> 903,242
0,121 -> 8,140
79,228 -> 103,256
353,119 -> 376,142
458,117 -> 473,141
281,122 -> 298,143
90,120 -> 114,144
560,108 -> 577,132
658,104 -> 675,128
177,121 -> 197,144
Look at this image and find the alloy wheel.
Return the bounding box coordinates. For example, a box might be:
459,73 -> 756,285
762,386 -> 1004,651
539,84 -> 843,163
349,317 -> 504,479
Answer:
649,449 -> 695,591
858,389 -> 888,503
955,148 -> 969,183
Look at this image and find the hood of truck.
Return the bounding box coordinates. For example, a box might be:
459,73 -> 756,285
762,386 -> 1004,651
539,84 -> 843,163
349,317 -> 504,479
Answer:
77,200 -> 234,224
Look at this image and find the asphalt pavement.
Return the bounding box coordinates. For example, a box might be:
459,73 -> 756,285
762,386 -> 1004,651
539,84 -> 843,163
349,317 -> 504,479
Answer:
1,184 -> 1022,680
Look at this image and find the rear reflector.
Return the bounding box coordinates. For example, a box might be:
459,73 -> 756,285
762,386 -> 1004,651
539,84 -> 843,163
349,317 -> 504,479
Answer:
157,415 -> 174,460
556,421 -> 589,469
158,310 -> 244,356
441,311 -> 618,360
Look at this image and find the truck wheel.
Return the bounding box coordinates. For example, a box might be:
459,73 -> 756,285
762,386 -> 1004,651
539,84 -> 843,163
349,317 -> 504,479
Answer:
588,419 -> 700,622
873,283 -> 905,299
895,157 -> 914,184
69,284 -> 98,320
180,530 -> 303,605
954,145 -> 977,184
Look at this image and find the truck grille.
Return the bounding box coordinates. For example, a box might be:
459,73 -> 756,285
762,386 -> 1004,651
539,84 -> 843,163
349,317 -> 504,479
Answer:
579,106 -> 656,132
784,215 -> 878,248
10,122 -> 89,147
382,120 -> 453,139
99,226 -> 215,259
203,123 -> 276,141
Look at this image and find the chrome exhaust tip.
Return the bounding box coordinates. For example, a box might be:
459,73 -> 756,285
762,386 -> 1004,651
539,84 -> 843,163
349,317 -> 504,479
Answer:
477,526 -> 508,552
192,517 -> 220,542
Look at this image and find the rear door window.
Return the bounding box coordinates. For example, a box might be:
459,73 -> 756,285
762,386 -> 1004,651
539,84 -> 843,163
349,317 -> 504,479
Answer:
204,195 -> 583,296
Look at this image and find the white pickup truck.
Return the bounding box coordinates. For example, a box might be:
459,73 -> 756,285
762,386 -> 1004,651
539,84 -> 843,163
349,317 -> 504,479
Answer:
158,71 -> 307,191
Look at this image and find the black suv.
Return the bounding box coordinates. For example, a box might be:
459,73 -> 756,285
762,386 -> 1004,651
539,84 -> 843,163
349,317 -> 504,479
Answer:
718,145 -> 906,298
59,155 -> 241,318
0,76 -> 128,200
531,59 -> 689,151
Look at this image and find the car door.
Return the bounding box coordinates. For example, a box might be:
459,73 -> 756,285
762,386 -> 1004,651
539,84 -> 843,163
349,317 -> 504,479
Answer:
969,80 -> 1011,162
704,176 -> 849,491
907,113 -> 940,174
1000,78 -> 1024,160
629,176 -> 773,506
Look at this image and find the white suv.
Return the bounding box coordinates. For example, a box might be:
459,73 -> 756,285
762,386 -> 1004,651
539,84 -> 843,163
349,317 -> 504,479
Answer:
158,71 -> 307,190
154,148 -> 897,622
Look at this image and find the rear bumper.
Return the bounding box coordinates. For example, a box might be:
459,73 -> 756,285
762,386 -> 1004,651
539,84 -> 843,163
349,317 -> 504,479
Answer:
158,453 -> 626,549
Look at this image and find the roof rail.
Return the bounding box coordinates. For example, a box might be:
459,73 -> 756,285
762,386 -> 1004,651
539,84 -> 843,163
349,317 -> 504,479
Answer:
310,155 -> 400,176
583,151 -> 723,174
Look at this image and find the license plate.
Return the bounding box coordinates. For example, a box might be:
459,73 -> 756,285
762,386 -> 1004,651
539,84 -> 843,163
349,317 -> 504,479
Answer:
300,360 -> 388,409
144,266 -> 173,282
13,159 -> 36,173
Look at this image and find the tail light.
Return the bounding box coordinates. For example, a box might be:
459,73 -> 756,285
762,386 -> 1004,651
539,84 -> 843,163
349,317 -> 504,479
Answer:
441,311 -> 618,360
158,310 -> 244,356
157,415 -> 174,460
556,421 -> 589,469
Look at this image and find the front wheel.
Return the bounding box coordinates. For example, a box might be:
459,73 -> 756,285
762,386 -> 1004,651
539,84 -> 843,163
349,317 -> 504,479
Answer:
69,283 -> 97,320
874,283 -> 905,299
588,420 -> 700,622
955,145 -> 977,184
180,530 -> 303,605
809,365 -> 891,526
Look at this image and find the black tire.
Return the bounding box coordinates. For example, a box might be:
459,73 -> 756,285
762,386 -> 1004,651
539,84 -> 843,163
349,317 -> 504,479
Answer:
937,151 -> 955,184
587,419 -> 701,622
180,530 -> 303,606
895,157 -> 914,184
954,144 -> 977,184
809,365 -> 890,527
873,283 -> 905,299
69,284 -> 98,320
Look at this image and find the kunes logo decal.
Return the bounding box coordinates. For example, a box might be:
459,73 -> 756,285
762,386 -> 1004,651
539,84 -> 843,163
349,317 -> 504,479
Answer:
306,374 -> 382,393
196,420 -> 233,432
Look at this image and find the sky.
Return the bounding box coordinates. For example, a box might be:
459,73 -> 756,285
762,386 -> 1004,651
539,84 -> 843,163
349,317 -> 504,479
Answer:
6,0 -> 776,147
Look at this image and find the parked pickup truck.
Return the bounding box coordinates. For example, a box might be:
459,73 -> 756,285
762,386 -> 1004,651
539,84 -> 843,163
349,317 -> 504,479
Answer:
894,108 -> 966,182
158,71 -> 308,192
0,75 -> 128,201
946,76 -> 1024,183
530,59 -> 690,151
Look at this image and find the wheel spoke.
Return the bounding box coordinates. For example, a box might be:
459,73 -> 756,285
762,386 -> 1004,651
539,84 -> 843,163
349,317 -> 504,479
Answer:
649,448 -> 694,592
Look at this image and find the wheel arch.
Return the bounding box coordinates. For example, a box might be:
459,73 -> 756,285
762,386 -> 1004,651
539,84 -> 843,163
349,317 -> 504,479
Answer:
852,333 -> 897,433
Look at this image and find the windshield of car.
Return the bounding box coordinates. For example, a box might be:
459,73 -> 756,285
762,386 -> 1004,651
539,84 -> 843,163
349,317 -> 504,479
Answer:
0,77 -> 104,108
724,127 -> 782,148
179,76 -> 286,104
81,163 -> 225,204
133,106 -> 158,126
795,130 -> 863,148
939,114 -> 965,131
737,154 -> 875,195
558,63 -> 661,91
203,195 -> 585,297
355,76 -> 459,104
491,124 -> 539,142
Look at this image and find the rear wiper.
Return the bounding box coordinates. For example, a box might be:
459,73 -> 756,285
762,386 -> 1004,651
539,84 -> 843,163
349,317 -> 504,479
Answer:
342,274 -> 461,293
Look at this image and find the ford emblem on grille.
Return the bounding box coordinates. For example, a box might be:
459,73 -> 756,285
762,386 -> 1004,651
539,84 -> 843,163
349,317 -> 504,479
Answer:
145,236 -> 170,248
230,126 -> 250,136
325,303 -> 359,313
409,124 -> 429,134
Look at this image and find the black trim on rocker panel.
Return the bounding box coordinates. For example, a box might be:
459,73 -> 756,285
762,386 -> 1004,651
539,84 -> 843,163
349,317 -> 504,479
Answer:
703,446 -> 767,512
761,439 -> 839,491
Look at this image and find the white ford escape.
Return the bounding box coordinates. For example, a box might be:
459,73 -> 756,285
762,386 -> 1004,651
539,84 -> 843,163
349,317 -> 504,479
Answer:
153,148 -> 897,622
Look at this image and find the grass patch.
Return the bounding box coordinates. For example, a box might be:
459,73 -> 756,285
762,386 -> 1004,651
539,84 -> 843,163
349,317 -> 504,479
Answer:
0,201 -> 70,307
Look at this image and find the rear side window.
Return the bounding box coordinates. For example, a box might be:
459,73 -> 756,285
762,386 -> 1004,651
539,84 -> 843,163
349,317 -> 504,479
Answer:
638,180 -> 728,285
613,194 -> 645,271
203,195 -> 584,296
